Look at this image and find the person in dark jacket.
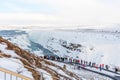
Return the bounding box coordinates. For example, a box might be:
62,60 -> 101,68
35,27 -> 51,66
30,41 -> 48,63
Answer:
105,65 -> 109,70
115,67 -> 118,73
62,57 -> 64,62
64,57 -> 68,62
60,57 -> 63,62
86,61 -> 88,66
81,60 -> 83,65
99,64 -> 102,71
78,65 -> 81,70
44,55 -> 47,59
89,62 -> 91,67
57,57 -> 60,61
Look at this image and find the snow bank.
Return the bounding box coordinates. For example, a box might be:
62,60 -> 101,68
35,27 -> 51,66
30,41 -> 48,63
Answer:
0,43 -> 18,57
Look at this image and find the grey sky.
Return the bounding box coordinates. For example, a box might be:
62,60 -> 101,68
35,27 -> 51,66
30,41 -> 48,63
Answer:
0,0 -> 120,28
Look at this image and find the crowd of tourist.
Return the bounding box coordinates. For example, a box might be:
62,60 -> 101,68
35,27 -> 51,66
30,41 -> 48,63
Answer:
42,55 -> 119,73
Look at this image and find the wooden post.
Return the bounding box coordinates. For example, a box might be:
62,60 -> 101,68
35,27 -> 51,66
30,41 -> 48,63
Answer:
4,72 -> 6,80
16,76 -> 17,80
40,72 -> 43,80
63,65 -> 66,70
10,74 -> 12,80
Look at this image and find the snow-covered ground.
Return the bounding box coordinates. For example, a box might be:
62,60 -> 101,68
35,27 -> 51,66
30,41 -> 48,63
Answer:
49,60 -> 112,80
0,43 -> 33,80
0,39 -> 81,80
28,30 -> 120,67
0,26 -> 120,80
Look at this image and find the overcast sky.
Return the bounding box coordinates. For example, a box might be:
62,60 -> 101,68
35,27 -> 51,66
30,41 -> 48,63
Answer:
0,0 -> 120,28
